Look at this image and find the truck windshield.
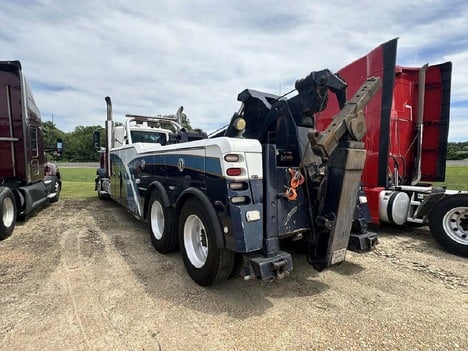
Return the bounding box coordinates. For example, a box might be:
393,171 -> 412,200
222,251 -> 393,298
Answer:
131,131 -> 167,145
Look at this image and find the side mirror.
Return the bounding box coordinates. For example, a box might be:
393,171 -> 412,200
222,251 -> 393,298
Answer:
93,131 -> 100,149
56,138 -> 63,156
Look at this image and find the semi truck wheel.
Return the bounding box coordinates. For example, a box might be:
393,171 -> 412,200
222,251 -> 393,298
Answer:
179,198 -> 234,286
95,173 -> 109,200
0,187 -> 17,240
148,191 -> 177,253
96,177 -> 105,200
429,194 -> 468,257
50,178 -> 61,203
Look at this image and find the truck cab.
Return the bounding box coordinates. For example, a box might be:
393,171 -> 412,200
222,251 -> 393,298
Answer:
316,39 -> 468,257
0,61 -> 62,239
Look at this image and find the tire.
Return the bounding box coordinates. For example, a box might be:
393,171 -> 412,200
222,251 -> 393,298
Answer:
0,187 -> 17,240
50,178 -> 61,203
429,194 -> 468,257
96,177 -> 109,200
97,190 -> 105,200
179,198 -> 234,286
148,190 -> 177,253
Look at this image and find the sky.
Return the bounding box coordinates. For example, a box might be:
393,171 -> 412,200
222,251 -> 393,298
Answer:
1,0 -> 467,141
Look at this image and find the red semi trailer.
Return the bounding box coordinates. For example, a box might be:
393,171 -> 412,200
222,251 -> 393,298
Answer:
0,61 -> 62,239
317,38 -> 467,257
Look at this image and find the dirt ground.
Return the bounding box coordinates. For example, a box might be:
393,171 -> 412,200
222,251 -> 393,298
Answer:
0,198 -> 466,351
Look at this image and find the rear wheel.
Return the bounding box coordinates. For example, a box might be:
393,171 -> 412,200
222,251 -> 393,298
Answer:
429,194 -> 468,257
179,198 -> 234,286
0,187 -> 17,240
95,174 -> 109,200
148,191 -> 177,253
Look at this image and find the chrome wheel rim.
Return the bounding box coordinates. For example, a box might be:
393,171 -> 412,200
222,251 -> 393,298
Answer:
150,200 -> 164,240
442,206 -> 468,245
2,197 -> 14,228
184,214 -> 208,268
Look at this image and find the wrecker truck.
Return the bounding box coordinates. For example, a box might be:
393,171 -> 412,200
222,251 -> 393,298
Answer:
95,67 -> 381,286
317,38 -> 468,257
0,61 -> 62,239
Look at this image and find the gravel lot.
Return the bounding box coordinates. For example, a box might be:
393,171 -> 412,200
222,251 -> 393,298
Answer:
0,198 -> 466,350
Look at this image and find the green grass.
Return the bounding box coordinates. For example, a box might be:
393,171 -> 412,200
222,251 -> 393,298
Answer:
59,168 -> 97,199
57,165 -> 468,200
435,166 -> 468,191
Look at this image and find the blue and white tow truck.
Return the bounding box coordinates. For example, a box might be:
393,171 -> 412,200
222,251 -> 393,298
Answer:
95,70 -> 380,286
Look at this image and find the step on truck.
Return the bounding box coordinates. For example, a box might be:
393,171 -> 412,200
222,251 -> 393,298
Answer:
95,69 -> 381,286
0,61 -> 62,239
317,38 -> 468,257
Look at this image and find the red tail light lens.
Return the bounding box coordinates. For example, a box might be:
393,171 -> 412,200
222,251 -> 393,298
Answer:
226,168 -> 242,176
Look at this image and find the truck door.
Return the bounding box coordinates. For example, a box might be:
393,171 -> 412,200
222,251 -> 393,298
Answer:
27,122 -> 45,183
110,151 -> 128,204
23,82 -> 45,184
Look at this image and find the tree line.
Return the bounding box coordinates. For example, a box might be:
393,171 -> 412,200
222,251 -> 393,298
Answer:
43,121 -> 104,162
447,141 -> 468,160
43,120 -> 468,162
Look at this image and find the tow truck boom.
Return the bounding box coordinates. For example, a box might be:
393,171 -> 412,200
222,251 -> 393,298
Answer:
223,71 -> 381,274
309,77 -> 381,158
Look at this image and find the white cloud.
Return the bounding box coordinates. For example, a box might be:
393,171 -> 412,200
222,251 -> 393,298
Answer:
448,105 -> 468,141
445,51 -> 468,101
1,0 -> 467,141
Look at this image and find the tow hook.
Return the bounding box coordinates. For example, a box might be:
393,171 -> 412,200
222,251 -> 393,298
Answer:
272,258 -> 288,279
283,168 -> 305,201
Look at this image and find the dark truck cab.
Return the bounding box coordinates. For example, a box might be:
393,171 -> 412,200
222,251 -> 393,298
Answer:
0,61 -> 62,239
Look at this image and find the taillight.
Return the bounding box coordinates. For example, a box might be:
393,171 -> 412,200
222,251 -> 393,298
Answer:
229,182 -> 247,190
231,196 -> 250,205
224,154 -> 240,162
226,168 -> 242,176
